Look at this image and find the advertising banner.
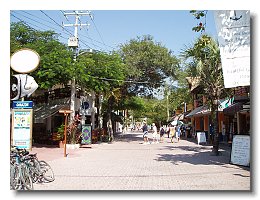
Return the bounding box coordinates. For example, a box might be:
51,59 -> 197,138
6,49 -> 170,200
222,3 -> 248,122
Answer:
214,10 -> 250,88
81,125 -> 92,144
11,109 -> 33,150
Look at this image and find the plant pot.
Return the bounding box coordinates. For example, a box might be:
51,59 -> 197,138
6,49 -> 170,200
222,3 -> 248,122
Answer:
59,140 -> 64,148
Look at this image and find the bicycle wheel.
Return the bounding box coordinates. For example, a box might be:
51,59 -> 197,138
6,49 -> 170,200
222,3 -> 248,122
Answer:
20,163 -> 34,190
39,161 -> 55,182
10,163 -> 22,190
27,159 -> 41,183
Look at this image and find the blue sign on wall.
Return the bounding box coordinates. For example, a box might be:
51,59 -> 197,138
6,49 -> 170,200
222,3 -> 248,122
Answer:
13,101 -> 33,109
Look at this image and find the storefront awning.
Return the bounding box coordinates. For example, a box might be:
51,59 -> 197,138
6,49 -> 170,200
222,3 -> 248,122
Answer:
186,106 -> 209,118
185,98 -> 233,118
34,98 -> 70,122
223,102 -> 244,115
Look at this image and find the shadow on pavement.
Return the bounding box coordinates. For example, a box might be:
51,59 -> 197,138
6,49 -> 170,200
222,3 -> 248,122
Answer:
155,149 -> 229,166
114,131 -> 144,143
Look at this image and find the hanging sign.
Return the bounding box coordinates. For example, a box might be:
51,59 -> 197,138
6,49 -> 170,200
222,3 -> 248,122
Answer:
214,10 -> 250,88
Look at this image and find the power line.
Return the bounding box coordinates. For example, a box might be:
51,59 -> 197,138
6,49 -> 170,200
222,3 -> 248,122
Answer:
11,10 -> 116,52
40,10 -> 73,37
11,12 -> 71,41
90,15 -> 109,51
11,11 -> 93,50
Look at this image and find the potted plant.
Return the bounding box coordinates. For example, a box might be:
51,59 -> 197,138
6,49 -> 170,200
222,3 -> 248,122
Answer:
57,124 -> 65,148
66,115 -> 82,149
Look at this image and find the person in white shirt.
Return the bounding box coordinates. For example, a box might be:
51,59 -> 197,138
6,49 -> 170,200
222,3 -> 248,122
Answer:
152,123 -> 158,144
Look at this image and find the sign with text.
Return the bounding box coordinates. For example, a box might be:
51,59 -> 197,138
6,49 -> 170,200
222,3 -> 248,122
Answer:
13,101 -> 33,109
11,109 -> 33,150
214,10 -> 250,88
230,135 -> 250,167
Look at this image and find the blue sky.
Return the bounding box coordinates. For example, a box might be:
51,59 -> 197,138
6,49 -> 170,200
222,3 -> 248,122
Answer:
10,10 -> 217,57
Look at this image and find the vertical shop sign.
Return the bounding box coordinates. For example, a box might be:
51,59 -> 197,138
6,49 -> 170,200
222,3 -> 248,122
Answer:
214,10 -> 250,88
11,109 -> 33,150
81,125 -> 92,144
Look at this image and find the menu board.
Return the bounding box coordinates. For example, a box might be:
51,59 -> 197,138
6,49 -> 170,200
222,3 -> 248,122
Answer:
197,132 -> 206,145
230,135 -> 250,167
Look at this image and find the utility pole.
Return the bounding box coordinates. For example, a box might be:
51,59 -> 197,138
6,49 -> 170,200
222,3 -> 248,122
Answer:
62,11 -> 92,121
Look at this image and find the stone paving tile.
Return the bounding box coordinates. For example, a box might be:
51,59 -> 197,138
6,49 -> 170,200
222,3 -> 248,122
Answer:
32,131 -> 250,191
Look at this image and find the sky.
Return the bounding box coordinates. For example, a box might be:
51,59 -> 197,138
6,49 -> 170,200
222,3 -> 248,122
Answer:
10,10 -> 217,57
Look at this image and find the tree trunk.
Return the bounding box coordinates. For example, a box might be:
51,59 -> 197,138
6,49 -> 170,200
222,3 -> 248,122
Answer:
211,101 -> 220,156
107,96 -> 114,141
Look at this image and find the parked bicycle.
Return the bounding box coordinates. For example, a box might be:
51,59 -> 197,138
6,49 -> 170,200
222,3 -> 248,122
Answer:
10,146 -> 55,190
10,148 -> 33,190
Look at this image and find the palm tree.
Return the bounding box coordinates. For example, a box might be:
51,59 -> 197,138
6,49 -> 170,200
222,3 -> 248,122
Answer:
181,34 -> 230,155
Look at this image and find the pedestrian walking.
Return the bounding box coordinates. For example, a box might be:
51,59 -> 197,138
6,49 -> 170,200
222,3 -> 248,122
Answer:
166,126 -> 170,138
142,121 -> 149,145
152,123 -> 158,144
160,126 -> 165,142
170,125 -> 176,143
176,125 -> 181,142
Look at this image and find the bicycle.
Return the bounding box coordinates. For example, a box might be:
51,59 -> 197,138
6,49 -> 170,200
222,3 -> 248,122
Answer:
10,148 -> 33,190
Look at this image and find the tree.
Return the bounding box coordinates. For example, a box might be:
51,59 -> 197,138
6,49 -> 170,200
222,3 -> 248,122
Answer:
118,35 -> 179,97
76,51 -> 127,140
76,51 -> 126,93
181,34 -> 231,155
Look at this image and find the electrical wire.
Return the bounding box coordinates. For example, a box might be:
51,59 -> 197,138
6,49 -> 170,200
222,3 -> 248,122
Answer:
11,10 -> 111,52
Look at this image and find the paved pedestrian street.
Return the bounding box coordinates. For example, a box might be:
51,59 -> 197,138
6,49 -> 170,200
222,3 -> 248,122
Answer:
32,131 -> 250,190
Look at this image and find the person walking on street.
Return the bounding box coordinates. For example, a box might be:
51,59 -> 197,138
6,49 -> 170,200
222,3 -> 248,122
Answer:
166,126 -> 170,138
160,126 -> 165,143
176,125 -> 181,142
142,122 -> 149,145
152,123 -> 158,144
170,125 -> 176,143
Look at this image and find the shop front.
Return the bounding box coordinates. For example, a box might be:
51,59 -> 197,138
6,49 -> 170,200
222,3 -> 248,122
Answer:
223,101 -> 250,144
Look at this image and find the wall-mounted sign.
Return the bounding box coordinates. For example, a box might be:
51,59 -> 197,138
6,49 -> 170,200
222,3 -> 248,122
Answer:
11,109 -> 33,150
214,10 -> 250,88
13,101 -> 33,109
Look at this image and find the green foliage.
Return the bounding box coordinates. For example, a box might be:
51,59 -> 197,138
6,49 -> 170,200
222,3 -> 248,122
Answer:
180,34 -> 231,113
76,51 -> 126,93
10,22 -> 74,89
118,35 -> 179,96
56,124 -> 65,141
190,10 -> 208,33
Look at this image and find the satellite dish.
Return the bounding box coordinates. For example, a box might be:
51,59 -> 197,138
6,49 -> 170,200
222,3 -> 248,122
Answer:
10,48 -> 40,73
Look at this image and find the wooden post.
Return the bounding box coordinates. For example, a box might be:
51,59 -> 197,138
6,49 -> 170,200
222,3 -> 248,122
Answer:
64,113 -> 68,157
59,110 -> 73,157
